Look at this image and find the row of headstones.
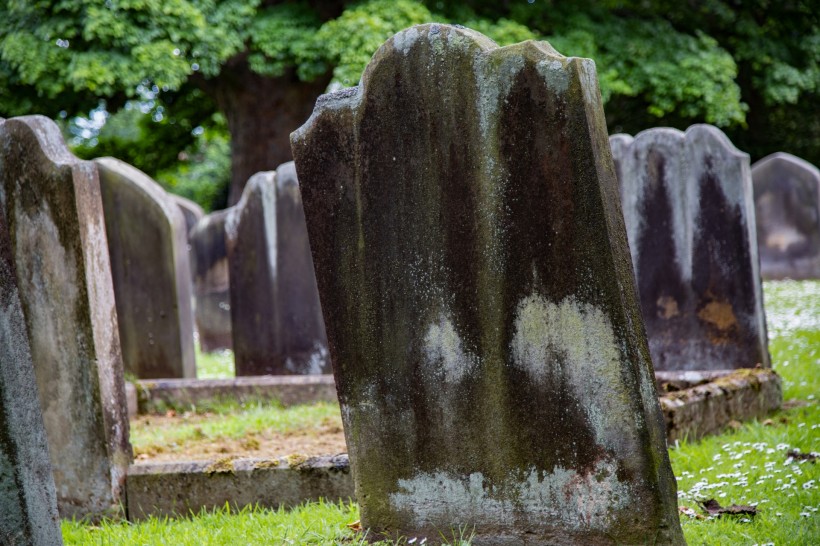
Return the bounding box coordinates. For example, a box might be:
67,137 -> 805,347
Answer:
1,22 -> 819,544
101,157 -> 329,380
188,163 -> 329,376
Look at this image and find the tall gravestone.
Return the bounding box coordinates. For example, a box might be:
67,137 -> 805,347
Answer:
191,210 -> 233,352
226,163 -> 329,376
96,157 -> 196,379
292,24 -> 683,545
0,144 -> 63,543
752,152 -> 820,280
610,126 -> 769,372
0,116 -> 131,519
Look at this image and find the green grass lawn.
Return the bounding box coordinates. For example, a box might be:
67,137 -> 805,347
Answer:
64,281 -> 819,545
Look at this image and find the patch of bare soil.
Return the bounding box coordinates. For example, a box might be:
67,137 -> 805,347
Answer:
131,413 -> 348,463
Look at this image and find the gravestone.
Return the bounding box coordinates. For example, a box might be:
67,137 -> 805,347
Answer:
0,148 -> 63,543
292,24 -> 684,545
226,163 -> 329,376
96,157 -> 196,379
191,210 -> 233,352
171,194 -> 205,238
610,126 -> 770,372
0,116 -> 131,519
752,152 -> 820,280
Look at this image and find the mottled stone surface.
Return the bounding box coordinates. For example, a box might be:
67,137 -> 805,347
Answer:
96,158 -> 196,379
610,126 -> 770,372
190,210 -> 232,352
752,152 -> 820,280
227,163 -> 329,375
292,24 -> 683,545
0,143 -> 63,543
0,116 -> 131,519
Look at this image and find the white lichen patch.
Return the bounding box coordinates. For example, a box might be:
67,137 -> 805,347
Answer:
474,52 -> 525,137
510,294 -> 641,458
393,26 -> 420,55
422,313 -> 477,383
535,58 -> 569,93
389,459 -> 633,530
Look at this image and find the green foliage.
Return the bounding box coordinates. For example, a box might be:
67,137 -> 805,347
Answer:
2,0 -> 816,193
314,0 -> 435,87
155,119 -> 231,212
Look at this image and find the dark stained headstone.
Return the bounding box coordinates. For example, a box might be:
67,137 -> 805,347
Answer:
190,210 -> 233,352
752,152 -> 820,280
96,157 -> 196,379
0,116 -> 132,519
610,126 -> 770,372
226,163 -> 329,376
292,24 -> 683,545
0,133 -> 63,544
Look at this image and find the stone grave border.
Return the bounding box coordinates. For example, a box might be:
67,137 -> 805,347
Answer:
124,368 -> 780,520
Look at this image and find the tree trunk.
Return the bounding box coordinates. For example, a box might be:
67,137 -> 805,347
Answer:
204,60 -> 332,205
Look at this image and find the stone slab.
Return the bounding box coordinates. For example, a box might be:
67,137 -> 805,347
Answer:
292,23 -> 683,545
190,210 -> 233,352
124,371 -> 780,523
660,368 -> 782,443
752,152 -> 820,280
226,164 -> 329,375
133,375 -> 337,415
126,455 -> 353,521
0,129 -> 63,543
96,157 -> 196,379
610,126 -> 770,372
0,116 -> 131,519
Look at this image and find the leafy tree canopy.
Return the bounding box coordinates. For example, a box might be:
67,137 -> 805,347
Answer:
1,0 -> 816,210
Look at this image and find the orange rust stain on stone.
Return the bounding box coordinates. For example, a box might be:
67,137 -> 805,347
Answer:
698,300 -> 737,332
656,296 -> 680,319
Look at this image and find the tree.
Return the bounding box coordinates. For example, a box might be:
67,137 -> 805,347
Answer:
2,1 -> 812,208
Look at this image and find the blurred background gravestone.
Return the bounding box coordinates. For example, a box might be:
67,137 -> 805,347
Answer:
293,24 -> 684,545
752,152 -> 820,280
190,210 -> 233,352
96,157 -> 196,379
610,126 -> 770,372
0,116 -> 131,519
227,163 -> 329,376
0,137 -> 63,544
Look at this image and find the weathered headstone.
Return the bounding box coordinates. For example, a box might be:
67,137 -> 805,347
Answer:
292,24 -> 684,545
226,163 -> 329,376
171,194 -> 205,238
0,147 -> 63,543
0,116 -> 131,519
752,152 -> 820,280
191,210 -> 233,352
96,157 -> 196,379
610,126 -> 770,372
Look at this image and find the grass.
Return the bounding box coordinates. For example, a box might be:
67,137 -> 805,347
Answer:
195,343 -> 235,379
130,401 -> 343,460
64,281 -> 819,545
